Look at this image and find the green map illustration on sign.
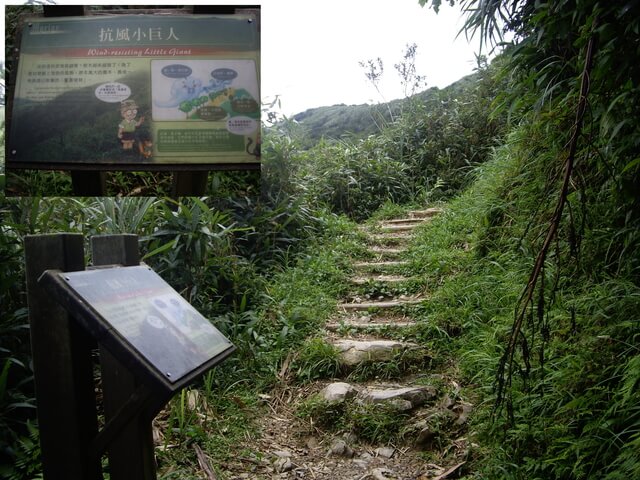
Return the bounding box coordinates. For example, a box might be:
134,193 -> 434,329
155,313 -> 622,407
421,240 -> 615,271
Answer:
8,14 -> 260,166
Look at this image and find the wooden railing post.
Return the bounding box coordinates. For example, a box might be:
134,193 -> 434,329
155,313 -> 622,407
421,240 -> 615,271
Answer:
24,234 -> 102,480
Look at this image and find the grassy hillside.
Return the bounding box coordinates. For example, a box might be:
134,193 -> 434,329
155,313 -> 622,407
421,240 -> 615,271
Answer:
291,74 -> 479,143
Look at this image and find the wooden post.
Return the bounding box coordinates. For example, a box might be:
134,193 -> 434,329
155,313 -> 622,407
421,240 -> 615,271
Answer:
71,170 -> 108,196
91,234 -> 157,480
24,234 -> 102,480
171,171 -> 209,196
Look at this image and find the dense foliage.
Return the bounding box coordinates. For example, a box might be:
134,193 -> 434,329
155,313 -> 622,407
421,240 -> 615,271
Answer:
412,0 -> 640,478
264,59 -> 506,220
1,1 -> 638,478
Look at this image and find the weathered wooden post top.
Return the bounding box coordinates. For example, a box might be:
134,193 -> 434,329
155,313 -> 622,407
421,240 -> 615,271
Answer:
25,233 -> 235,479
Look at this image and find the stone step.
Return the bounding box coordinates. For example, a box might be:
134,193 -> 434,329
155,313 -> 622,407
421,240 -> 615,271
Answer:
358,385 -> 438,410
383,217 -> 425,225
326,320 -> 415,331
367,233 -> 410,245
377,223 -> 420,233
349,274 -> 410,285
337,298 -> 423,311
408,207 -> 443,219
319,382 -> 437,411
330,339 -> 418,367
367,246 -> 404,259
352,260 -> 409,270
327,312 -> 415,330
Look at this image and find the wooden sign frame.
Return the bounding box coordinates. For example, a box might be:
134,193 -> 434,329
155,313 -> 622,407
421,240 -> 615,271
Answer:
5,5 -> 261,196
38,264 -> 236,395
6,7 -> 260,173
25,233 -> 238,479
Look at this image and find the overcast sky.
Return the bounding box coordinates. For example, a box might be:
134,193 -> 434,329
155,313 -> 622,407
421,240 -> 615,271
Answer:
3,0 -> 482,116
262,0 -> 482,116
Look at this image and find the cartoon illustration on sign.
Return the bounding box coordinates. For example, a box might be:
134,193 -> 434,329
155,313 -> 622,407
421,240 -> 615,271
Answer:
118,99 -> 145,150
154,76 -> 204,108
138,132 -> 154,159
151,60 -> 259,122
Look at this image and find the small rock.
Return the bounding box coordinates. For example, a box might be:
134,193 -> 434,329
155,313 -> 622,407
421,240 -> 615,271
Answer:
370,467 -> 396,480
342,432 -> 359,444
273,450 -> 292,458
320,382 -> 359,403
274,457 -> 293,473
329,439 -> 354,458
375,447 -> 395,458
440,394 -> 456,409
304,436 -> 319,449
453,401 -> 473,426
353,459 -> 370,469
415,426 -> 437,446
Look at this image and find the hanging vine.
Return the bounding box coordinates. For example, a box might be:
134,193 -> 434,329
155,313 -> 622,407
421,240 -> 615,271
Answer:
494,20 -> 599,415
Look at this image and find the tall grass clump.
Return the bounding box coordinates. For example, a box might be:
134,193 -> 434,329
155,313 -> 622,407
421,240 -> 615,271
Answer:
406,110 -> 640,478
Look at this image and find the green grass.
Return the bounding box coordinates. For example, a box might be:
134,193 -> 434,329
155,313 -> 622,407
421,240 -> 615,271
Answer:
296,396 -> 410,444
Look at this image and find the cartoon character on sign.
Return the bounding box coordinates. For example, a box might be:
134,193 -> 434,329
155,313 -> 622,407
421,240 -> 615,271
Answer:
137,131 -> 153,160
118,99 -> 145,150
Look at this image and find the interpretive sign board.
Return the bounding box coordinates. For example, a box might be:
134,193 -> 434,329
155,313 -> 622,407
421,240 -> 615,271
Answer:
8,13 -> 260,169
40,264 -> 235,393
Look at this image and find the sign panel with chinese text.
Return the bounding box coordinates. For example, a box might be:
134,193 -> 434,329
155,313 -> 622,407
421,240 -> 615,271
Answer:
8,13 -> 260,168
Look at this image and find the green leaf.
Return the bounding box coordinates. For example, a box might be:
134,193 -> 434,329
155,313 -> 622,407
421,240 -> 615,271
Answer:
621,158 -> 640,174
141,238 -> 177,260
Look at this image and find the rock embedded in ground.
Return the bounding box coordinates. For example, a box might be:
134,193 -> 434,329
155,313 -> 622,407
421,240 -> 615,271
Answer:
328,438 -> 355,458
272,450 -> 292,458
331,339 -> 412,366
453,401 -> 473,426
375,447 -> 395,459
358,385 -> 437,409
408,207 -> 443,218
273,456 -> 293,473
387,398 -> 414,411
337,298 -> 423,310
319,382 -> 359,403
350,274 -> 410,285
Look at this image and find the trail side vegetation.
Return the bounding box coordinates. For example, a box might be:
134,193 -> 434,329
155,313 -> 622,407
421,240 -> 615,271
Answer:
1,0 -> 639,478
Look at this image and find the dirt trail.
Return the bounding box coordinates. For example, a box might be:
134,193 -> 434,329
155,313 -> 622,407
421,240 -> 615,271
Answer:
223,208 -> 473,480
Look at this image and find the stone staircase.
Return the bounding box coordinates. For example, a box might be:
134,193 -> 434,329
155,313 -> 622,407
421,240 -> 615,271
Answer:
323,208 -> 438,405
228,207 -> 473,479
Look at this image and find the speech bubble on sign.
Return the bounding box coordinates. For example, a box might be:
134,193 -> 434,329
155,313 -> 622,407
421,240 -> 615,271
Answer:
227,116 -> 257,135
212,68 -> 238,81
161,64 -> 193,78
95,83 -> 131,103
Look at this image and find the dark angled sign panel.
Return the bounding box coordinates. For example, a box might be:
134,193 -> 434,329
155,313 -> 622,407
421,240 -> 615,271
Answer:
8,14 -> 260,167
61,265 -> 234,385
